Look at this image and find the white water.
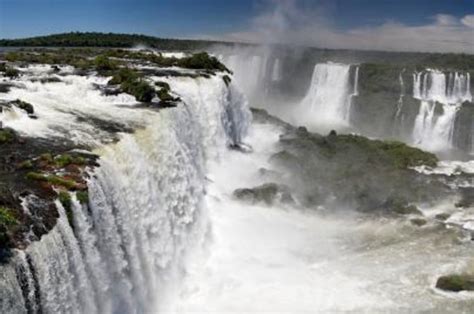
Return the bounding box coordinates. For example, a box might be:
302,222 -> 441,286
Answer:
295,63 -> 354,130
0,66 -> 251,313
164,115 -> 474,313
412,70 -> 472,151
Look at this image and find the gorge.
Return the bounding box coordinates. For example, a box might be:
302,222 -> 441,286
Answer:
0,42 -> 473,313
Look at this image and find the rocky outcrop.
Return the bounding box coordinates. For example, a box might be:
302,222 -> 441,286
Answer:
233,183 -> 294,205
268,126 -> 449,213
436,275 -> 474,292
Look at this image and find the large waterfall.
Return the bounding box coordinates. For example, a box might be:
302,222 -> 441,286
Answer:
0,70 -> 251,313
412,71 -> 472,151
296,63 -> 356,130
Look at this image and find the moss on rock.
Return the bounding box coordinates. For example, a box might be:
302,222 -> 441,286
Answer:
436,275 -> 474,292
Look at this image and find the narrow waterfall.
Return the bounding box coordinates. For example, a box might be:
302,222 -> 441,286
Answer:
271,58 -> 282,82
412,70 -> 471,151
0,75 -> 251,313
296,63 -> 354,129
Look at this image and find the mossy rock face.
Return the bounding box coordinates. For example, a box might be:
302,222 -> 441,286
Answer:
436,275 -> 474,292
264,121 -> 448,214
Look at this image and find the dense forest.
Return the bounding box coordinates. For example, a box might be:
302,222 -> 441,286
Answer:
0,32 -> 224,50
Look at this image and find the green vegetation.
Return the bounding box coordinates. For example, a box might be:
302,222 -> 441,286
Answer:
108,67 -> 139,85
4,67 -> 20,78
436,275 -> 474,292
40,153 -> 53,163
54,154 -> 85,168
121,79 -> 155,102
0,32 -> 221,50
0,62 -> 6,72
26,172 -> 77,190
326,134 -> 438,169
17,160 -> 33,169
0,128 -> 17,144
157,88 -> 176,102
177,52 -> 230,72
58,191 -> 72,211
0,207 -> 17,226
76,191 -> 89,205
94,55 -> 117,72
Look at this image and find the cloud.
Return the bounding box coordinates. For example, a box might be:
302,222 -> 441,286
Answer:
461,14 -> 474,28
213,1 -> 474,54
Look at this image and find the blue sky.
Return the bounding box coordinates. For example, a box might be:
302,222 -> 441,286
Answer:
0,0 -> 473,52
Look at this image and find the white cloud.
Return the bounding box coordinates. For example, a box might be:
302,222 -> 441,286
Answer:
211,1 -> 474,54
461,14 -> 474,28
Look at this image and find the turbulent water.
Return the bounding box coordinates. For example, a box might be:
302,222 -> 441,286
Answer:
0,65 -> 252,313
1,51 -> 474,313
412,71 -> 472,151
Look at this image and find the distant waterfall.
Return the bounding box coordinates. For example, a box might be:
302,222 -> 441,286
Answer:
297,63 -> 356,129
271,58 -> 282,82
412,70 -> 471,151
0,76 -> 251,313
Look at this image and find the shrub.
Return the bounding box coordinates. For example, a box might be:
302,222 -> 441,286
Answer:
58,191 -> 72,212
157,88 -> 175,102
4,67 -> 19,78
94,55 -> 117,72
0,207 -> 17,226
108,67 -> 139,85
177,52 -> 230,72
76,191 -> 89,204
121,79 -> 155,102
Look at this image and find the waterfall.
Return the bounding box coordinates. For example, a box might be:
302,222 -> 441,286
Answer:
271,58 -> 282,82
296,63 -> 354,129
0,75 -> 251,313
412,70 -> 471,151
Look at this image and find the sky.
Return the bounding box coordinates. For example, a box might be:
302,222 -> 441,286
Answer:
0,0 -> 473,53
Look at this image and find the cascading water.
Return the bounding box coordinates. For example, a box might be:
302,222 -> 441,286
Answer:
0,69 -> 251,313
412,70 -> 471,151
296,62 -> 355,130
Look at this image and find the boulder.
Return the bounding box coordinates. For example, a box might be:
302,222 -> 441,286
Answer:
233,183 -> 294,205
436,275 -> 474,292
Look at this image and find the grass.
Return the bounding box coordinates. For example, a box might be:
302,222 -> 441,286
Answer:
26,172 -> 77,189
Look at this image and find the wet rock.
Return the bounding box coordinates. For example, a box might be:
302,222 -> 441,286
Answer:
410,218 -> 427,226
233,183 -> 294,205
436,275 -> 474,292
455,187 -> 474,208
435,213 -> 451,221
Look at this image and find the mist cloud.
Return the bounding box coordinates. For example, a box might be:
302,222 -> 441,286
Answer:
214,1 -> 474,54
